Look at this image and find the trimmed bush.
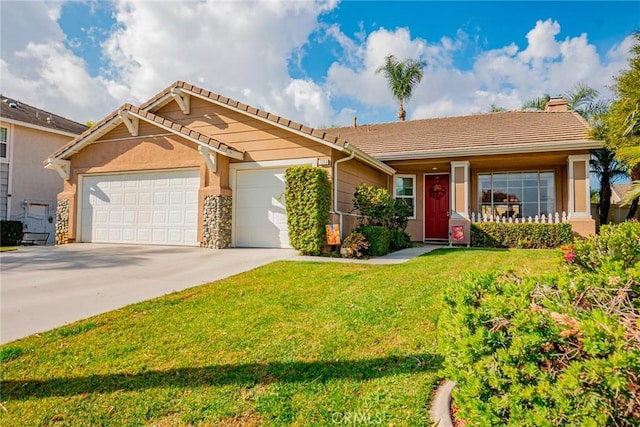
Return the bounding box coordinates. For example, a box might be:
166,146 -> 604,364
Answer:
570,221 -> 640,272
440,222 -> 640,426
1,220 -> 23,246
357,225 -> 391,256
285,166 -> 330,256
471,222 -> 572,249
389,229 -> 411,252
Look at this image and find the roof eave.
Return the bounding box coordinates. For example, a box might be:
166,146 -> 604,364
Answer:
373,140 -> 603,161
0,117 -> 84,137
157,87 -> 394,175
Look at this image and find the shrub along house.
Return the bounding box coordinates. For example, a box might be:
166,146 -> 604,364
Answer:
45,82 -> 598,249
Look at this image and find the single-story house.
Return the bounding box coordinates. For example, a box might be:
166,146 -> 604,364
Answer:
1,95 -> 87,243
45,81 -> 599,248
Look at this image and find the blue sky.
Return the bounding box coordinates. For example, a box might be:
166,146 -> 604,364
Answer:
1,1 -> 638,127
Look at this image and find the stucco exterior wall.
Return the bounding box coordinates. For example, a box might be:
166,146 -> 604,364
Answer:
1,121 -> 76,242
58,100 -> 362,246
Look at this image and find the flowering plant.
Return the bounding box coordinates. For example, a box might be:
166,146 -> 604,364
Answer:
560,244 -> 575,263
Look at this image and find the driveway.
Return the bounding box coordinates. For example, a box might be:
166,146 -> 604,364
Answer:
1,244 -> 297,344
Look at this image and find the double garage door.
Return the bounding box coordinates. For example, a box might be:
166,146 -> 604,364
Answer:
81,170 -> 199,246
80,168 -> 291,248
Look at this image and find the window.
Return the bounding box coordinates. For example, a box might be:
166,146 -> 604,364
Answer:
0,127 -> 6,159
478,171 -> 555,219
395,175 -> 416,218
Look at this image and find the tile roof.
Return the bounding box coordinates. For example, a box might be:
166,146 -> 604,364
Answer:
327,111 -> 596,159
142,81 -> 348,149
49,103 -> 244,160
0,95 -> 87,135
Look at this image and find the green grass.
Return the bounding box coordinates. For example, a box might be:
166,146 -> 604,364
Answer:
0,248 -> 559,426
0,246 -> 18,252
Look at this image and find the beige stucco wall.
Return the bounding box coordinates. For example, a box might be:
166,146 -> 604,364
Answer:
1,120 -> 77,242
59,98 -> 380,245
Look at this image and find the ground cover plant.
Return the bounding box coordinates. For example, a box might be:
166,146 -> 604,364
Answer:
440,222 -> 640,426
0,249 -> 558,426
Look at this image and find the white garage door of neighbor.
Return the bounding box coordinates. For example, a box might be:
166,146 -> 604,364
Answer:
81,170 -> 199,246
235,168 -> 289,248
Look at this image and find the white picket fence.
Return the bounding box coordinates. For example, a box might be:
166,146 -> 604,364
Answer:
470,212 -> 568,224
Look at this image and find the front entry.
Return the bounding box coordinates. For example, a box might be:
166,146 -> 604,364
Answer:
424,174 -> 450,240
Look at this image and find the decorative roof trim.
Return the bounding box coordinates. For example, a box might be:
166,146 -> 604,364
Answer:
143,81 -> 395,175
47,103 -> 244,163
374,140 -> 602,161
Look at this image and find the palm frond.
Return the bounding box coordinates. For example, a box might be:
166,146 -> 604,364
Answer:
620,180 -> 640,206
522,95 -> 550,110
616,145 -> 640,167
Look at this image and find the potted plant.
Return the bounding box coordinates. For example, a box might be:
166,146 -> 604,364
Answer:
340,232 -> 369,258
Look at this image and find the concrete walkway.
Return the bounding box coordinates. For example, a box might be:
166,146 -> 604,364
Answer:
0,244 -> 298,344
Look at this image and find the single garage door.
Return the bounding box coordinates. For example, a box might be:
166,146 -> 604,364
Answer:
235,168 -> 289,248
81,170 -> 199,246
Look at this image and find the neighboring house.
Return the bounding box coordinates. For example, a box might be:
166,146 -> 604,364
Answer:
45,81 -> 599,249
611,183 -> 632,205
1,96 -> 87,243
594,183 -> 638,225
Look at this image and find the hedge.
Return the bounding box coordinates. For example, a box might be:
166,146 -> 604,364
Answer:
285,166 -> 330,256
1,220 -> 23,246
440,221 -> 640,426
356,225 -> 390,256
471,222 -> 572,249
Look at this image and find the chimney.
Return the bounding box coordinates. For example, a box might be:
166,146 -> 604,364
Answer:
545,97 -> 568,112
353,116 -> 358,128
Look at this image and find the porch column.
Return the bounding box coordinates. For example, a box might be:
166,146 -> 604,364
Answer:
567,154 -> 596,236
450,161 -> 470,218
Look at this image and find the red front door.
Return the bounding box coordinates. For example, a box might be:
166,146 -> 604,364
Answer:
424,174 -> 450,239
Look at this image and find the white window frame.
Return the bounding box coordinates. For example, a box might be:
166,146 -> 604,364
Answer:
394,174 -> 416,219
0,126 -> 8,163
477,170 -> 556,219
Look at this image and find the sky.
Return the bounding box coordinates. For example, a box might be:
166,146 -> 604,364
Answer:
1,1 -> 638,128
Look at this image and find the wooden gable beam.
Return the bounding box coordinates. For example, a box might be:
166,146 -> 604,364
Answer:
170,88 -> 190,114
118,110 -> 139,136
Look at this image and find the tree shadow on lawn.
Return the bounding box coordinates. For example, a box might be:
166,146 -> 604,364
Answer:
3,353 -> 442,400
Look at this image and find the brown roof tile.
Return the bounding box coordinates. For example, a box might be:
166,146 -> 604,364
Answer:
327,111 -> 595,158
1,95 -> 87,135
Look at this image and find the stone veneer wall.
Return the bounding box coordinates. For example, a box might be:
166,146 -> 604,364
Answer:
55,199 -> 70,245
201,194 -> 232,249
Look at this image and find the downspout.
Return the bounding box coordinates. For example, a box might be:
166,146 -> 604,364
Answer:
333,149 -> 356,240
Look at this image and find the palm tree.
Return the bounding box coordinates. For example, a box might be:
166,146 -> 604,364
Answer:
522,83 -> 609,121
590,148 -> 628,225
376,55 -> 427,121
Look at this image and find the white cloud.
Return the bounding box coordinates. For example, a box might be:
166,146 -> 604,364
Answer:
325,19 -> 635,122
101,0 -> 337,126
0,3 -> 635,129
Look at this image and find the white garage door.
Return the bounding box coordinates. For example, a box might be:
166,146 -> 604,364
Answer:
235,168 -> 289,248
81,170 -> 199,246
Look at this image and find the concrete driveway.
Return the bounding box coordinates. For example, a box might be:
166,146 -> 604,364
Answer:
1,244 -> 297,344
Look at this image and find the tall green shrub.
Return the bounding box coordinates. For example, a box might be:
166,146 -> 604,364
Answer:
1,220 -> 23,246
285,166 -> 330,256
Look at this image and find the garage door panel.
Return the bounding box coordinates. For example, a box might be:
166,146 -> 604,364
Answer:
235,168 -> 290,248
82,170 -> 199,246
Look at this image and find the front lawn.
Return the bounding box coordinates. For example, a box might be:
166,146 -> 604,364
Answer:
0,249 -> 558,426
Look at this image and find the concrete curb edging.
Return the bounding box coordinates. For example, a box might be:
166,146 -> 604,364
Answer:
430,380 -> 456,427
